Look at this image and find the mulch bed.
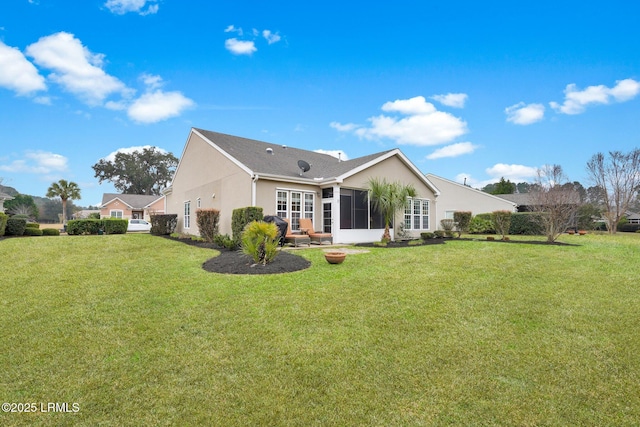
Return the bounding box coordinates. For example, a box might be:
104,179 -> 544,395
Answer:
355,239 -> 446,248
161,235 -> 311,274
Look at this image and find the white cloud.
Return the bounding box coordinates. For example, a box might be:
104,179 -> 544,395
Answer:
140,73 -> 163,90
25,32 -> 127,105
0,40 -> 47,95
330,121 -> 358,132
426,142 -> 477,159
225,38 -> 257,55
485,163 -> 538,181
337,96 -> 468,146
505,102 -> 545,125
430,93 -> 468,108
0,150 -> 68,174
550,78 -> 640,115
313,149 -> 349,160
262,30 -> 281,45
104,0 -> 158,15
224,25 -> 243,35
127,90 -> 195,124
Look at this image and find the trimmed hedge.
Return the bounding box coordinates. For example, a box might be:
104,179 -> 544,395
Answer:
66,219 -> 127,235
5,218 -> 27,236
619,223 -> 640,233
232,206 -> 264,246
25,222 -> 40,229
509,212 -> 545,235
42,228 -> 61,236
0,212 -> 7,236
24,227 -> 43,236
150,214 -> 178,235
196,209 -> 220,243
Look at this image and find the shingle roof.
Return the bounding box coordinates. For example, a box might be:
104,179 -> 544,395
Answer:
101,193 -> 163,209
0,191 -> 13,200
194,128 -> 394,181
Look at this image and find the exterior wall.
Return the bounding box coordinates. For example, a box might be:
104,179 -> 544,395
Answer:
255,179 -> 321,225
146,197 -> 166,219
100,200 -> 134,219
165,132 -> 252,235
426,174 -> 516,228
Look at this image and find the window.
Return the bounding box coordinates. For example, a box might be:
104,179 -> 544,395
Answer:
184,201 -> 191,229
110,210 -> 123,218
340,189 -> 384,230
275,189 -> 315,231
404,198 -> 430,230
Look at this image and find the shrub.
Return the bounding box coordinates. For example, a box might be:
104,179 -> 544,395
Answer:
420,232 -> 435,240
24,227 -> 43,236
150,214 -> 178,235
618,223 -> 640,233
0,212 -> 7,236
196,209 -> 220,243
440,218 -> 455,237
25,222 -> 40,229
434,230 -> 446,238
468,215 -> 494,234
214,233 -> 237,250
88,212 -> 101,219
241,220 -> 279,265
232,207 -> 264,246
491,210 -> 512,239
5,218 -> 27,236
66,219 -> 127,235
453,211 -> 472,234
42,228 -> 60,236
509,212 -> 545,235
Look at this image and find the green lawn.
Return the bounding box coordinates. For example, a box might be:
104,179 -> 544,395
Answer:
1,233 -> 639,426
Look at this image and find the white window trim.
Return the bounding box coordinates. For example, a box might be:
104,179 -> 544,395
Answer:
184,201 -> 191,229
110,210 -> 123,218
404,198 -> 430,231
275,188 -> 315,231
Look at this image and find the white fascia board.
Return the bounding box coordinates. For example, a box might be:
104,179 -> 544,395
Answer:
426,173 -> 517,208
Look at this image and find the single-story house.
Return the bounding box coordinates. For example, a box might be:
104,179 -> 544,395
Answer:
0,191 -> 13,213
426,174 -> 517,225
73,209 -> 102,219
99,193 -> 165,220
164,128 -> 441,243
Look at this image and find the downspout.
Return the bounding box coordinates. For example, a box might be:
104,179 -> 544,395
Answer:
252,174 -> 259,207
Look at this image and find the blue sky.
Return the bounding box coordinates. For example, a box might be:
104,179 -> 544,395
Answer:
1,0 -> 639,206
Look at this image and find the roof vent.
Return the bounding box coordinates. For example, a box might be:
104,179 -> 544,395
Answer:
282,145 -> 287,149
266,147 -> 274,155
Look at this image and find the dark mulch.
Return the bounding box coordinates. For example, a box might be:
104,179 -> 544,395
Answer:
160,235 -> 311,274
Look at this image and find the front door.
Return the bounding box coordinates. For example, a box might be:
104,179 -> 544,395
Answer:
132,210 -> 144,219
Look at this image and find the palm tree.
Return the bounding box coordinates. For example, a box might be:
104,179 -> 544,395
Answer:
367,177 -> 416,241
46,179 -> 81,225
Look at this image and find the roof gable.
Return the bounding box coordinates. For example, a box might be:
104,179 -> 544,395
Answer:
101,193 -> 163,209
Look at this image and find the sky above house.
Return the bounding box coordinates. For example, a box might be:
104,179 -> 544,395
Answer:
1,0 -> 639,206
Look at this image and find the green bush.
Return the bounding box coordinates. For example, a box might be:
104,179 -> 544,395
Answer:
150,214 -> 178,235
241,220 -> 279,265
214,233 -> 237,250
42,228 -> 61,236
232,206 -> 264,246
420,232 -> 435,240
25,222 -> 40,229
434,230 -> 446,238
24,227 -> 43,236
66,219 -> 127,235
0,212 -> 7,236
196,209 -> 220,243
468,215 -> 495,234
5,218 -> 27,236
509,212 -> 545,235
88,212 -> 101,219
440,219 -> 455,237
453,211 -> 472,234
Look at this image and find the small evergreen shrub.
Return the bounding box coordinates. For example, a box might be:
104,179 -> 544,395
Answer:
150,214 -> 178,235
102,218 -> 127,234
0,212 -> 8,236
42,228 -> 60,236
5,218 -> 27,236
196,209 -> 220,243
214,233 -> 237,250
468,215 -> 495,234
25,222 -> 40,229
232,206 -> 263,246
434,230 -> 446,238
88,212 -> 101,219
509,212 -> 544,235
24,227 -> 43,236
420,232 -> 435,240
241,220 -> 279,265
453,211 -> 472,234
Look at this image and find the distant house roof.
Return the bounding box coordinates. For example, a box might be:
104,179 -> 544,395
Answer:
0,191 -> 14,201
100,193 -> 163,209
495,193 -> 533,206
187,128 -> 439,193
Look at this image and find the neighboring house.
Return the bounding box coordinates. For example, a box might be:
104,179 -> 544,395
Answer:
495,193 -> 534,212
425,174 -> 517,226
73,209 -> 102,219
0,191 -> 13,213
164,128 -> 440,243
624,211 -> 640,224
100,193 -> 165,220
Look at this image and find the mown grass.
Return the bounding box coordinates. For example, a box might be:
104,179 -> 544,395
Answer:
1,233 -> 639,426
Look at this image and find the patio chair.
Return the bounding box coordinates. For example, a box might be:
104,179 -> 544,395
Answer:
283,218 -> 310,247
299,218 -> 333,245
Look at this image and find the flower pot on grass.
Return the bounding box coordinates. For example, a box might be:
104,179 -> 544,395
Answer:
325,251 -> 346,264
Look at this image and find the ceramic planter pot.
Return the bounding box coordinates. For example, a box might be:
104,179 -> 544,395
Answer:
324,251 -> 346,264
